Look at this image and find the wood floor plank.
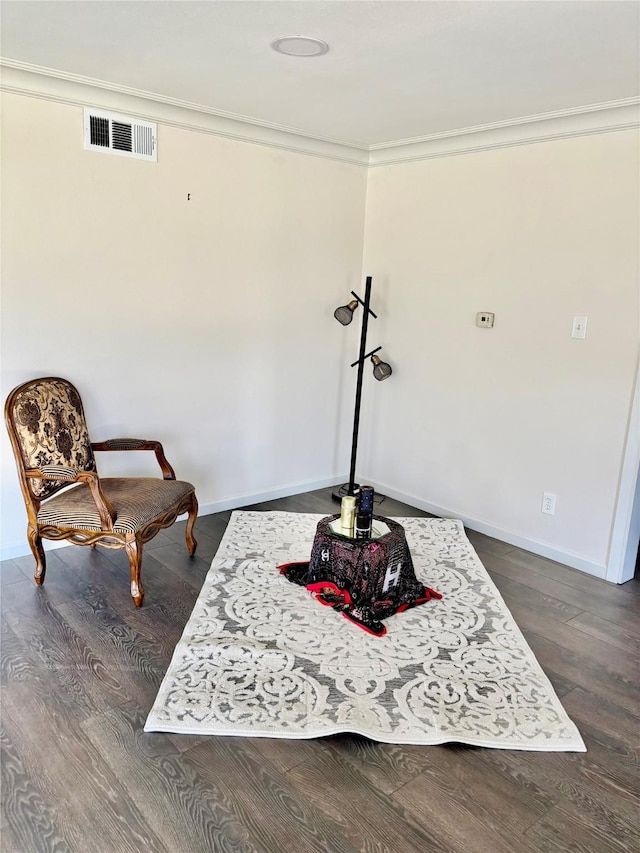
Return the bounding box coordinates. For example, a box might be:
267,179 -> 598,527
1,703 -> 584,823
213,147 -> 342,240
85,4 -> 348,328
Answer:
0,548 -> 90,614
482,552 -> 640,632
525,803 -> 637,853
391,751 -> 543,853
0,576 -> 35,615
11,548 -> 81,584
55,597 -> 170,711
0,821 -> 36,853
446,742 -> 559,817
244,494 -> 334,516
3,596 -> 130,720
506,602 -> 640,681
82,703 -> 281,853
577,729 -> 640,808
565,609 -> 640,655
2,682 -> 166,853
523,633 -> 640,716
4,591 -> 150,716
620,576 -> 640,596
474,695 -> 640,846
460,729 -> 639,832
161,513 -> 230,552
531,668 -> 578,699
464,529 -> 515,557
456,725 -> 639,829
0,616 -> 41,686
1,725 -> 73,853
10,544 -> 137,618
144,543 -> 212,589
1,485 -> 638,853
396,745 -> 555,849
499,545 -> 640,600
430,743 -> 555,823
192,510 -> 233,538
486,569 -> 585,623
148,517 -> 222,562
251,732 -> 327,774
184,738 -> 363,853
322,734 -> 434,795
285,747 -> 447,852
559,685 -> 640,747
59,538 -> 201,607
122,601 -> 189,664
98,547 -> 202,622
0,559 -> 30,586
527,739 -> 640,849
142,530 -> 176,550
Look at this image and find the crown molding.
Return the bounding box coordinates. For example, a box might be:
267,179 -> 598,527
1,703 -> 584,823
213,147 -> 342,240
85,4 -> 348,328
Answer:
1,59 -> 638,167
368,99 -> 640,166
0,60 -> 370,166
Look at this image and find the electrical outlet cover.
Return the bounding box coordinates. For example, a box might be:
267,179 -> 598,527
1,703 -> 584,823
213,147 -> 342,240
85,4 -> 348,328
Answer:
542,492 -> 556,515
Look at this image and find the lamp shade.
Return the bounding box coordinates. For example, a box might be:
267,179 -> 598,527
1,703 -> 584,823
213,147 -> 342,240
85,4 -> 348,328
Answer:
334,299 -> 359,326
371,354 -> 392,381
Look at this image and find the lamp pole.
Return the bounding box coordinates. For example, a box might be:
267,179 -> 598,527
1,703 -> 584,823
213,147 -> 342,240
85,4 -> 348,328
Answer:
346,275 -> 373,497
332,276 -> 378,502
332,276 -> 391,503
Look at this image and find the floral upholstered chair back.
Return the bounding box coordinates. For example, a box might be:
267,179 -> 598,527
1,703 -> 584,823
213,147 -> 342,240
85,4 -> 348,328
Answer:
6,378 -> 96,499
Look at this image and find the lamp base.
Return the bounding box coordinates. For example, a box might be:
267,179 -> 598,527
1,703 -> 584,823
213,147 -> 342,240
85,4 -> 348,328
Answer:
331,483 -> 386,504
331,483 -> 360,502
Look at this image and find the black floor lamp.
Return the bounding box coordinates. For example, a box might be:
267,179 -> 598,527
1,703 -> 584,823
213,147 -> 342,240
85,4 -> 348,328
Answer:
332,276 -> 393,503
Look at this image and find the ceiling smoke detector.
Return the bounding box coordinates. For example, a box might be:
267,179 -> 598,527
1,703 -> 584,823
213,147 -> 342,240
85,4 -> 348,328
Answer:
271,36 -> 329,57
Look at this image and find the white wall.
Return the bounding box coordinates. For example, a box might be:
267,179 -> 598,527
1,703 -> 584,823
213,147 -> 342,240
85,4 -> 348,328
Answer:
360,131 -> 640,575
2,91 -> 638,579
0,93 -> 367,556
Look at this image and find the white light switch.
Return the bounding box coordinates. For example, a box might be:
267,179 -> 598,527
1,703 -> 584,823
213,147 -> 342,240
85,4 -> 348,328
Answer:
571,315 -> 588,339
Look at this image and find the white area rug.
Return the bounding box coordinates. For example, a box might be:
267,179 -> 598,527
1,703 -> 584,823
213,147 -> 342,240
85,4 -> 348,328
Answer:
145,511 -> 585,751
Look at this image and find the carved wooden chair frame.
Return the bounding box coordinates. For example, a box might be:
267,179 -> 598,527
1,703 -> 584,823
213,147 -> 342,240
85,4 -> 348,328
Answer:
5,377 -> 198,607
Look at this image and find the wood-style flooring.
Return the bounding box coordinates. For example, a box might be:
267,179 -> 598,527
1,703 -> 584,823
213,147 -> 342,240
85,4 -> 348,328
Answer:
1,487 -> 638,852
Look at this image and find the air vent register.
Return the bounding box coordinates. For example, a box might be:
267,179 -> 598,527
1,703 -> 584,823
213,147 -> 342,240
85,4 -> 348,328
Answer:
83,108 -> 157,162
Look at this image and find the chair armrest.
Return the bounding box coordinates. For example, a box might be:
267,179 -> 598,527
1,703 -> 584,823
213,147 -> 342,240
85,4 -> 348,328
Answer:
26,467 -> 116,531
91,439 -> 176,480
38,464 -> 79,481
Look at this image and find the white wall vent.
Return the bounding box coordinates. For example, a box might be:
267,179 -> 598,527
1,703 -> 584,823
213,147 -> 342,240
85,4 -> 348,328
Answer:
83,108 -> 157,162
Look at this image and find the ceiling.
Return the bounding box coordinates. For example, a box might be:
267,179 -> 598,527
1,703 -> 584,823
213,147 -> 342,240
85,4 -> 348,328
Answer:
1,0 -> 638,148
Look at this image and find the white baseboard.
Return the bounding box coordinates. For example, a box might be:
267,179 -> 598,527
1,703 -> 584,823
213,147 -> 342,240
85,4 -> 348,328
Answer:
196,475 -> 345,517
367,479 -> 608,580
2,474 -> 609,581
203,474 -> 608,579
0,474 -> 345,561
1,538 -> 71,561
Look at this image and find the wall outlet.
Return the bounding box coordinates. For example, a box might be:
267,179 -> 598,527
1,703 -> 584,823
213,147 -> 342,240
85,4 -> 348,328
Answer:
542,492 -> 556,515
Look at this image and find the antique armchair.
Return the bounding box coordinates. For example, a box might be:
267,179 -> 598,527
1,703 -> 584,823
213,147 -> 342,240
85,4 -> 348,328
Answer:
5,377 -> 198,607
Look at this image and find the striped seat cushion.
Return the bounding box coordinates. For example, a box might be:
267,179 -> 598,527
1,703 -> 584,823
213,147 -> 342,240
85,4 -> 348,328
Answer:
37,478 -> 195,535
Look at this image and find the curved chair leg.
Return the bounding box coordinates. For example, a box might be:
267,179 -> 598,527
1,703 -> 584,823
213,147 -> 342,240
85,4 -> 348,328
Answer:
185,492 -> 198,557
27,525 -> 46,585
124,535 -> 144,608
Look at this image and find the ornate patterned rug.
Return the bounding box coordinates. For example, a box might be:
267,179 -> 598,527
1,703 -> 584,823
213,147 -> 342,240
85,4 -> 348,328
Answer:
145,511 -> 585,751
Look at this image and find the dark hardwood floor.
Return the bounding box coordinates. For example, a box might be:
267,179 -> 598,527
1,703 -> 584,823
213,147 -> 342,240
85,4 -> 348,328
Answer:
1,487 -> 638,852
